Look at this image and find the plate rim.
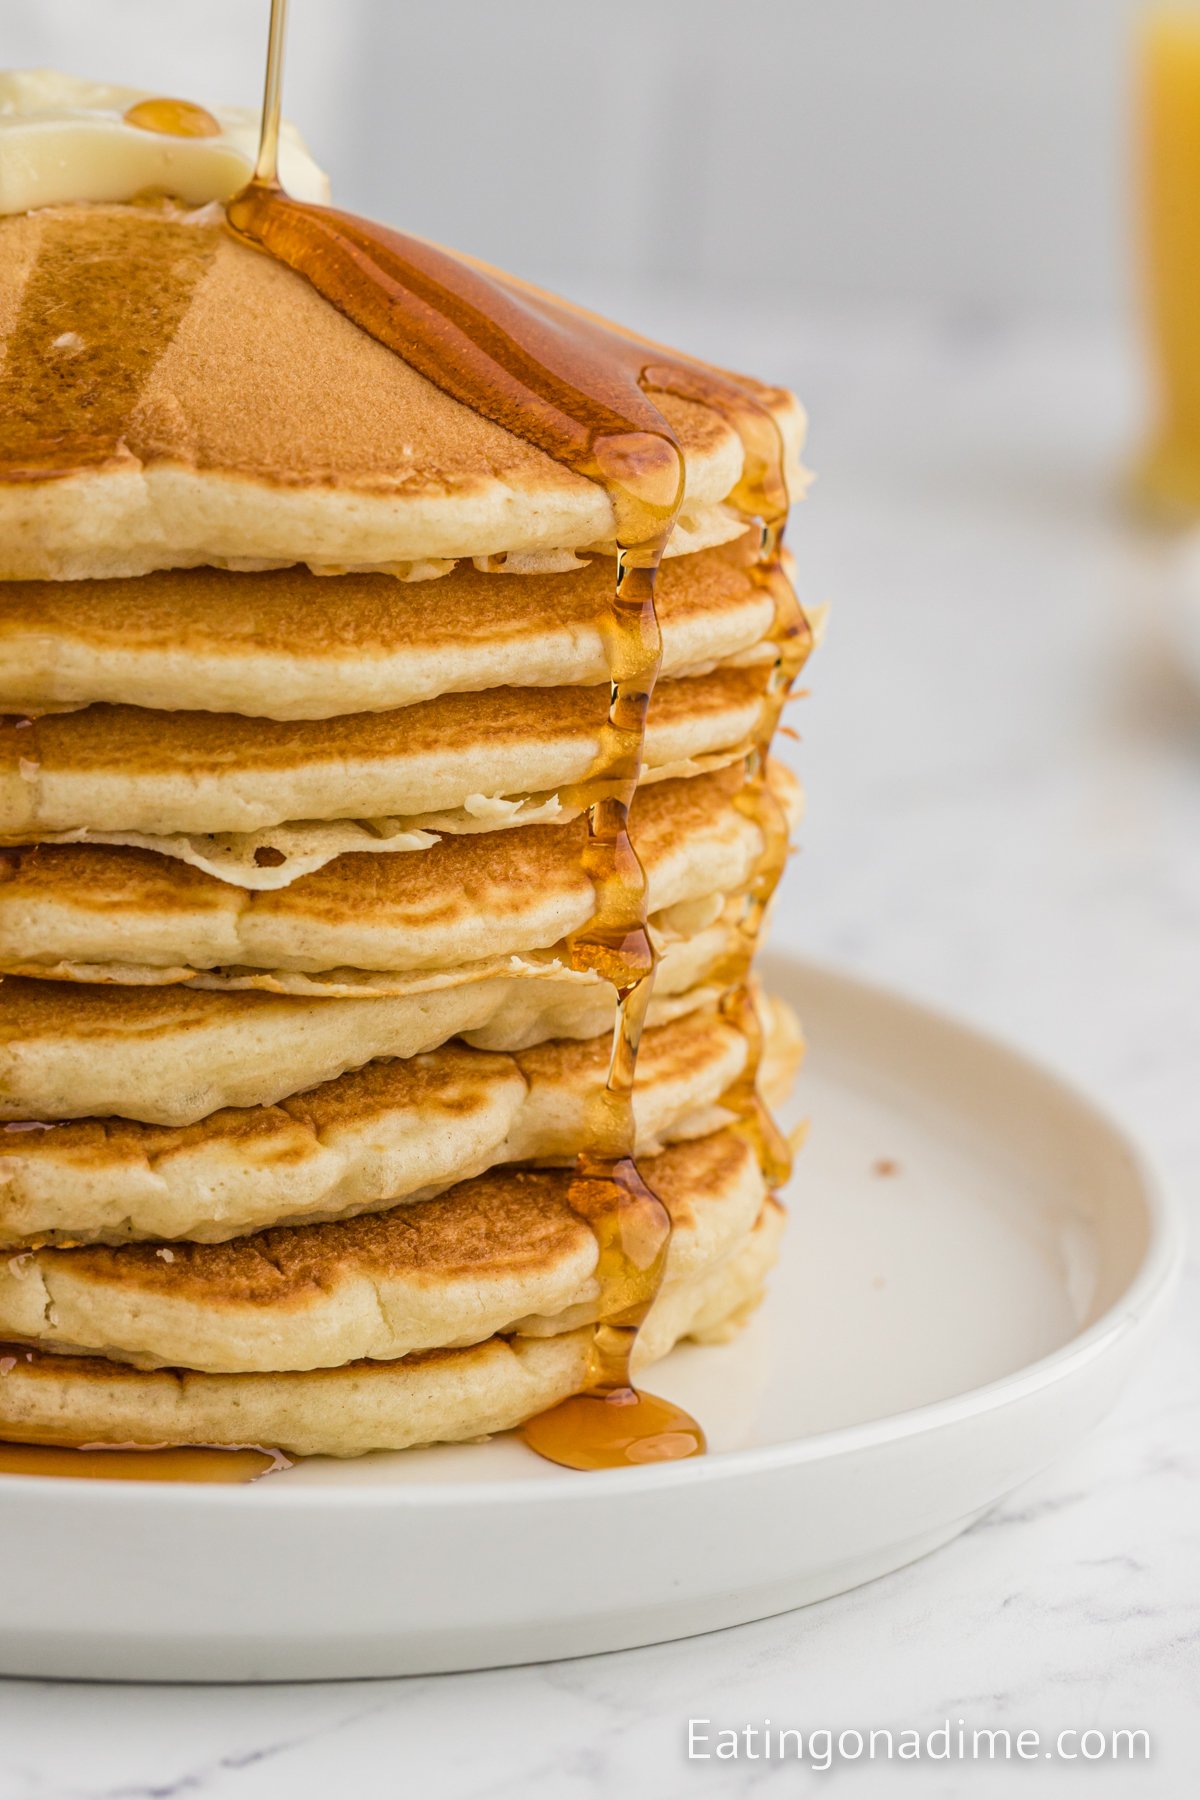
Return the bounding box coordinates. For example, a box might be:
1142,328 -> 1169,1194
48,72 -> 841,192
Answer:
0,954 -> 1182,1509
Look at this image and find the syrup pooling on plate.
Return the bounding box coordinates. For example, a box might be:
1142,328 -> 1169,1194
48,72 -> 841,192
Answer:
219,0 -> 802,1469
0,1441 -> 286,1483
521,1386 -> 705,1473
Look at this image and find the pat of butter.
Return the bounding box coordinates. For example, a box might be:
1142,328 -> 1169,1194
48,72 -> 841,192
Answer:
0,68 -> 330,215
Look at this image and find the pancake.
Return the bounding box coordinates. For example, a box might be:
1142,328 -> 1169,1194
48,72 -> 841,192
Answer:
0,664 -> 769,859
0,1198 -> 783,1455
0,1130 -> 764,1372
0,924 -> 730,1126
0,994 -> 801,1246
0,137 -> 812,1472
0,765 -> 791,984
0,204 -> 807,582
0,533 -> 776,720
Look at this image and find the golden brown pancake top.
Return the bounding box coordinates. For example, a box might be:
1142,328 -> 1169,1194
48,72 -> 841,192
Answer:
0,205 -> 735,495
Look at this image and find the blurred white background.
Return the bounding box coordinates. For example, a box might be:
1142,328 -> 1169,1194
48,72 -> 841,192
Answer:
5,0 -> 1147,319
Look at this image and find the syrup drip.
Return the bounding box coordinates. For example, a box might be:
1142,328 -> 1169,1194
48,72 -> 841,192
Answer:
122,97 -> 221,139
0,1441 -> 285,1483
714,542 -> 815,1189
216,0 -> 810,1471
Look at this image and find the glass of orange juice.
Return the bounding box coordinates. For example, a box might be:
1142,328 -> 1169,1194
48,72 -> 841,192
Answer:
1136,5 -> 1200,514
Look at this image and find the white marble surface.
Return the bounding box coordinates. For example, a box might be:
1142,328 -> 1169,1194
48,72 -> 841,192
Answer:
2,306 -> 1197,1797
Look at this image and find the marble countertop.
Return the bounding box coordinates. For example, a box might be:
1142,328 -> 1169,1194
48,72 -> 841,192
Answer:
2,305 -> 1196,1799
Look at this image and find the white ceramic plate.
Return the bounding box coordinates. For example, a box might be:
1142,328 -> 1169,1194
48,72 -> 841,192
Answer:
0,955 -> 1180,1681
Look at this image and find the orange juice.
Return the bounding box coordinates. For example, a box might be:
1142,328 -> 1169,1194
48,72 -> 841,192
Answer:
1136,7 -> 1200,512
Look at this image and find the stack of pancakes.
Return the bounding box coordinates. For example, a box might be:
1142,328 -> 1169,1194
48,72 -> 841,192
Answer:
0,200 -> 811,1458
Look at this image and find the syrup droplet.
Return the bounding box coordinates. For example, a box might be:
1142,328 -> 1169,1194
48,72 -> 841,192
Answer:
123,97 -> 222,139
521,1387 -> 705,1471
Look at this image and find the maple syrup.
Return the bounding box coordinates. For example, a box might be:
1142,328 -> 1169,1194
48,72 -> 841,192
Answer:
220,0 -> 812,1470
123,97 -> 221,139
0,1441 -> 285,1483
713,543 -> 815,1189
522,1387 -> 704,1472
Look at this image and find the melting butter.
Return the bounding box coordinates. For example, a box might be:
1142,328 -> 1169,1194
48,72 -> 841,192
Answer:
0,68 -> 329,215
